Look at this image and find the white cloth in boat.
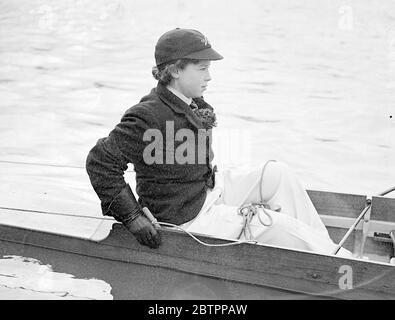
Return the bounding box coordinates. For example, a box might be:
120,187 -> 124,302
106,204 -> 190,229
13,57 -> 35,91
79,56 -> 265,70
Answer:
180,161 -> 352,257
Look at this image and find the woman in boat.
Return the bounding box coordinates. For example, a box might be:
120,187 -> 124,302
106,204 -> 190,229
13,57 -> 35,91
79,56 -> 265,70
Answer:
86,28 -> 350,256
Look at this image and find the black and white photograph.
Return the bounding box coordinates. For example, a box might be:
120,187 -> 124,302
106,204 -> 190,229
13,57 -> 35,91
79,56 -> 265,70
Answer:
0,0 -> 394,304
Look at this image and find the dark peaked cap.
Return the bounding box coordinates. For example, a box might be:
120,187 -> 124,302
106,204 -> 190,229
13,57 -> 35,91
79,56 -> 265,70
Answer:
155,28 -> 223,67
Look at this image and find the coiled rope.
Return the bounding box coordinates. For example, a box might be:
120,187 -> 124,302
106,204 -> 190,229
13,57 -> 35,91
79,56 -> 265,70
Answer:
236,160 -> 277,240
236,203 -> 274,240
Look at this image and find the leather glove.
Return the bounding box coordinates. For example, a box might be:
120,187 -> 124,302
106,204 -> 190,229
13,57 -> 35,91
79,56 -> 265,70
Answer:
123,213 -> 161,249
107,184 -> 161,248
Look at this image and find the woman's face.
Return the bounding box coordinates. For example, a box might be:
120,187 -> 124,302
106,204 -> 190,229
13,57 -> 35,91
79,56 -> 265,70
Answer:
172,60 -> 212,98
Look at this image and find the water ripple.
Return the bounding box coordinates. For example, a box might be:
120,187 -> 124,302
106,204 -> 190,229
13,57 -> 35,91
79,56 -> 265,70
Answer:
225,113 -> 281,123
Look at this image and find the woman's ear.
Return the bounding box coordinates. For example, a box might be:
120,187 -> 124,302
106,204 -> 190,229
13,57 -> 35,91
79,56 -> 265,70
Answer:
169,65 -> 180,79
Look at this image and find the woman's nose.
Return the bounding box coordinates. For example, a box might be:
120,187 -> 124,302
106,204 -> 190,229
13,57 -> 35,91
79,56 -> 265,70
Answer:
205,70 -> 212,81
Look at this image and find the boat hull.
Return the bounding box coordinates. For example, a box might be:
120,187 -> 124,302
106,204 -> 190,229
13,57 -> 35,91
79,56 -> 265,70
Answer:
1,222 -> 394,300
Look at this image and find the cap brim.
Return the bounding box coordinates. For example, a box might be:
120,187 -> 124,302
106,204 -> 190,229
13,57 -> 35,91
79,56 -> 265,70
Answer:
183,47 -> 224,61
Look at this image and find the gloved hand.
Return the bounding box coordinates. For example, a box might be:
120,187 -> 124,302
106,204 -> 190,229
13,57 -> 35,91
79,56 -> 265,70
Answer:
107,184 -> 161,249
123,213 -> 161,249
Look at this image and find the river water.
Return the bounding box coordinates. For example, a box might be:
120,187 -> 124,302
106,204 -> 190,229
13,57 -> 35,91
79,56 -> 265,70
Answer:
0,0 -> 394,299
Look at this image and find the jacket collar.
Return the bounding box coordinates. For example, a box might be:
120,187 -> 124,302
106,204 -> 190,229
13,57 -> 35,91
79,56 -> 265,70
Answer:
155,82 -> 205,129
166,85 -> 192,106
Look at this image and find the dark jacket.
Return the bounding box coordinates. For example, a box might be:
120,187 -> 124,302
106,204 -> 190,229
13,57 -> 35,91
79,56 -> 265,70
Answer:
86,83 -> 216,225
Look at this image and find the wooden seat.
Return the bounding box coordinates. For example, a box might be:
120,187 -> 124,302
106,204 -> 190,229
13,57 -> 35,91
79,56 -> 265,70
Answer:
307,190 -> 367,218
307,190 -> 367,253
370,196 -> 395,223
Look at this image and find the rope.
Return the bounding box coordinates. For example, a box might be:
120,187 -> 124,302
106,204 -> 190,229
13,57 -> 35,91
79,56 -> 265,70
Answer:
141,207 -> 259,247
157,222 -> 258,247
0,206 -> 258,247
236,160 -> 276,240
259,160 -> 277,204
0,206 -> 114,220
236,203 -> 273,240
0,160 -> 85,170
0,159 -> 264,247
0,160 -> 134,172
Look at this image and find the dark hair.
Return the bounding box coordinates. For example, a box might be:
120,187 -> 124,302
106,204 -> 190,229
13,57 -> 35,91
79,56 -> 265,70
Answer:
152,58 -> 201,85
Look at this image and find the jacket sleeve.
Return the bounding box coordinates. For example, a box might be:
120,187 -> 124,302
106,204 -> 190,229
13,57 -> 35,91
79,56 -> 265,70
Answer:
85,105 -> 160,221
